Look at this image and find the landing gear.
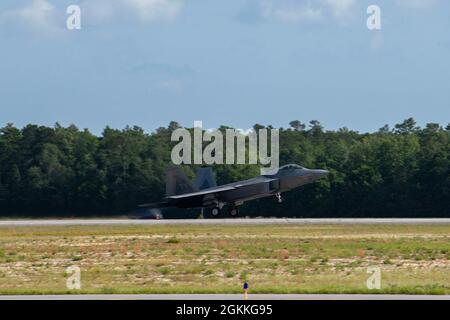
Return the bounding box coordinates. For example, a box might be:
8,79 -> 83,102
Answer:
275,192 -> 283,203
229,206 -> 239,217
207,202 -> 225,218
208,203 -> 240,218
211,207 -> 221,217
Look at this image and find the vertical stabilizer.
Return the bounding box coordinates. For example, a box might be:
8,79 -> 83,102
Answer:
165,166 -> 197,196
193,167 -> 217,190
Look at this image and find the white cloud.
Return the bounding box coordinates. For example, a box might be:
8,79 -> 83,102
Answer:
254,0 -> 435,27
322,0 -> 356,18
2,0 -> 184,32
255,0 -> 360,25
271,7 -> 322,23
261,0 -> 322,24
126,0 -> 183,22
1,0 -> 61,33
18,0 -> 54,25
82,0 -> 184,23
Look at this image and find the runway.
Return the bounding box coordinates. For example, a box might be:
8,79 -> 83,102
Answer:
1,294 -> 450,300
0,218 -> 450,227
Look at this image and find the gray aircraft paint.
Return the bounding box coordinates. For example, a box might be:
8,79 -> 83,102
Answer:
139,164 -> 328,217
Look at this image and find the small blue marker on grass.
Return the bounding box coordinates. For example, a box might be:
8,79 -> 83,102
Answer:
243,281 -> 249,299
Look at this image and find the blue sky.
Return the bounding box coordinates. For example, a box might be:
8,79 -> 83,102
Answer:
0,0 -> 449,134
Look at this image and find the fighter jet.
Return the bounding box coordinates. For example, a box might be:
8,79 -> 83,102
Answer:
139,164 -> 328,218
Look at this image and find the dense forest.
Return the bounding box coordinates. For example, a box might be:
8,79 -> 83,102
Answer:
0,118 -> 449,218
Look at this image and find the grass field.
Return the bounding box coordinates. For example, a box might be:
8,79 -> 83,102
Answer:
0,223 -> 449,295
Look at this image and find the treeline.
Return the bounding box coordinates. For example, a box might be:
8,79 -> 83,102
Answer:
0,118 -> 449,217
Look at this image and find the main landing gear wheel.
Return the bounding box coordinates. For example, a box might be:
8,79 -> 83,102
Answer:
210,207 -> 221,218
229,207 -> 239,217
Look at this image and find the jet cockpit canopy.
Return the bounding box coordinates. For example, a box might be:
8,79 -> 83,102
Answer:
278,164 -> 305,171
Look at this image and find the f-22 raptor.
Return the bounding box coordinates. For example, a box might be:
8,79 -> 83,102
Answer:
139,164 -> 329,218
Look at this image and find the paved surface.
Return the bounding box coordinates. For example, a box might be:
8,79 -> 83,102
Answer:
1,218 -> 450,227
1,294 -> 450,300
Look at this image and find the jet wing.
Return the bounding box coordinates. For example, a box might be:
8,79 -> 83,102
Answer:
166,186 -> 236,199
138,178 -> 279,209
